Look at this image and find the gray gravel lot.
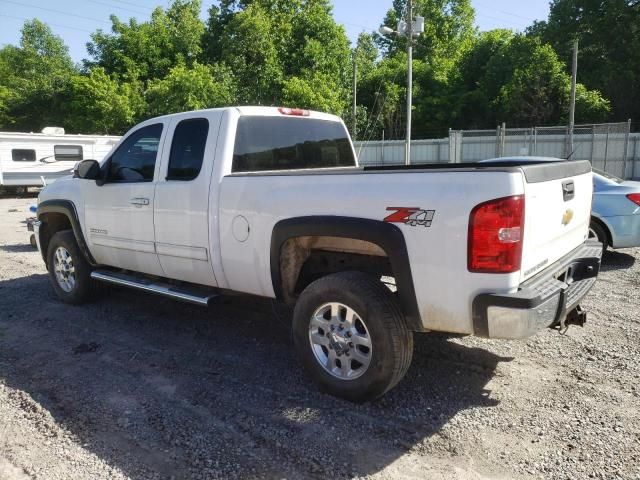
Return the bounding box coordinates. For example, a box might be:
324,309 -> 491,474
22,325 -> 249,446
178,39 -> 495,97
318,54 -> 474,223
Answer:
0,195 -> 639,479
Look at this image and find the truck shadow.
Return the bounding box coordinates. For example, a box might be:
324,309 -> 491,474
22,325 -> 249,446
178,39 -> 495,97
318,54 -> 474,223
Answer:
600,249 -> 636,271
0,243 -> 37,253
0,274 -> 511,479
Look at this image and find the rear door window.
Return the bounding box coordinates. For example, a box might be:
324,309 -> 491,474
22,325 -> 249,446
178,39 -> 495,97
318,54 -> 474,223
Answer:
232,116 -> 355,173
166,118 -> 209,181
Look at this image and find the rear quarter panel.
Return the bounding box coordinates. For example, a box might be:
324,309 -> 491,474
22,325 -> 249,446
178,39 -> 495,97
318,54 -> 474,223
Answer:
218,169 -> 524,334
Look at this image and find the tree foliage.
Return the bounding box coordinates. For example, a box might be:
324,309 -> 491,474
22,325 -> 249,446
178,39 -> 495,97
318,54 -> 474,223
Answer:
86,0 -> 204,82
0,0 -> 629,137
453,31 -> 610,128
375,0 -> 476,71
66,68 -> 144,134
0,19 -> 75,131
526,0 -> 639,122
146,62 -> 235,116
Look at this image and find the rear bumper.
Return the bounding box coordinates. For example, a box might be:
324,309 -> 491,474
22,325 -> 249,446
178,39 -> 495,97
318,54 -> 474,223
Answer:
472,240 -> 602,339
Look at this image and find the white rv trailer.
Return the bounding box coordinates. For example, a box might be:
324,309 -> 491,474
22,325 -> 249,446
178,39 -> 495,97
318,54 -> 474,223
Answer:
0,127 -> 120,190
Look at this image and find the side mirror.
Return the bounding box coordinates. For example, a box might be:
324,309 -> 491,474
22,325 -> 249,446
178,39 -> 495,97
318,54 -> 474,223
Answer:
74,159 -> 101,180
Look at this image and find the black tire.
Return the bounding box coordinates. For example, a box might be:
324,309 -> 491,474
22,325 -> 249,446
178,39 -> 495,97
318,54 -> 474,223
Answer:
46,230 -> 96,304
588,220 -> 608,256
292,271 -> 413,402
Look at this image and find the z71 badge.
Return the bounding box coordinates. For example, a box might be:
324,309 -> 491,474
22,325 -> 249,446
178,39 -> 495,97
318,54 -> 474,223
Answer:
384,207 -> 435,227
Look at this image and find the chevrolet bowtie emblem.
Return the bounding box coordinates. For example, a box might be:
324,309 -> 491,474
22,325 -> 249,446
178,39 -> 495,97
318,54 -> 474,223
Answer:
562,209 -> 574,226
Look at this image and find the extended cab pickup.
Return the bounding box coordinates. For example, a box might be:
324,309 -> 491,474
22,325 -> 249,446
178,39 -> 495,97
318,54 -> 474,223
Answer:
35,107 -> 602,401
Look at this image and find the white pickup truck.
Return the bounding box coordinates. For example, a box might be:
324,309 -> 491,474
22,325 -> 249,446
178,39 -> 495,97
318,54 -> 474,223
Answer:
35,107 -> 602,401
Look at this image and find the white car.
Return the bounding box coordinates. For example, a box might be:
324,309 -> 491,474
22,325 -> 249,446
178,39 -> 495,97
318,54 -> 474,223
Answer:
34,107 -> 602,401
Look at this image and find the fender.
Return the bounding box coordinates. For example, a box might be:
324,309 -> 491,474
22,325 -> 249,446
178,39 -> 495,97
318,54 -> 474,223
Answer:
37,199 -> 97,266
270,216 -> 424,332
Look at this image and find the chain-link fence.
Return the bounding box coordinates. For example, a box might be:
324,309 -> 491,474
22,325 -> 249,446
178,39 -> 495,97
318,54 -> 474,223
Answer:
354,121 -> 638,179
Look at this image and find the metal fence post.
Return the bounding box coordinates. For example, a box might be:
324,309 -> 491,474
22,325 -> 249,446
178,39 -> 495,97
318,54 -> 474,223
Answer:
623,119 -> 631,179
590,125 -> 595,164
603,125 -> 610,172
533,127 -> 538,155
495,125 -> 501,157
633,134 -> 638,180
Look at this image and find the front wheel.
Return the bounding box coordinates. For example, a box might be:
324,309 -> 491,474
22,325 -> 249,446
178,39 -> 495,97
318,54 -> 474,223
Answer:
292,271 -> 413,402
46,230 -> 96,304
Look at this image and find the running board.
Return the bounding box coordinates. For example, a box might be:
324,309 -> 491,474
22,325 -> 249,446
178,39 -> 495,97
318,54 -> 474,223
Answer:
91,270 -> 218,306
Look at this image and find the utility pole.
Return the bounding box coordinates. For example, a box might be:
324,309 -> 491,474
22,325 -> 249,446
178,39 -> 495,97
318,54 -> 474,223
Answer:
352,52 -> 357,141
378,1 -> 423,165
567,39 -> 578,158
405,0 -> 413,165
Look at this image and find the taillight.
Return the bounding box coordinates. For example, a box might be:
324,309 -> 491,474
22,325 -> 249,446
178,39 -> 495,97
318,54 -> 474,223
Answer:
626,193 -> 640,206
468,195 -> 525,273
278,107 -> 310,116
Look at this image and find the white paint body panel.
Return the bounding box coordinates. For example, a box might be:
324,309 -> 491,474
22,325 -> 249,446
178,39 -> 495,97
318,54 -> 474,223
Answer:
153,111 -> 224,286
520,172 -> 592,281
37,107 -> 594,335
219,170 -> 524,333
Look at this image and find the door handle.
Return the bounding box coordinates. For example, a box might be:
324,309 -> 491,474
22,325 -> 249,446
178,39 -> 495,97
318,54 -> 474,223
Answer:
130,197 -> 150,206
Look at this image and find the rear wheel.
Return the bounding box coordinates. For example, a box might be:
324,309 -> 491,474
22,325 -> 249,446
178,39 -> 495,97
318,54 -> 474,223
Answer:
292,271 -> 413,402
588,220 -> 608,256
46,230 -> 96,304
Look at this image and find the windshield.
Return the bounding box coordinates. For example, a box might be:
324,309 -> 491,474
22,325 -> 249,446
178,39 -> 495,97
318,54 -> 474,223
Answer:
593,168 -> 624,184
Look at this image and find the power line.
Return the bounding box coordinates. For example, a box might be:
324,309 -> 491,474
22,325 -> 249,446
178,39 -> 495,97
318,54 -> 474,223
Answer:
86,0 -> 150,16
473,1 -> 539,22
337,19 -> 377,33
474,12 -> 529,30
106,0 -> 156,10
0,13 -> 95,33
0,0 -> 111,25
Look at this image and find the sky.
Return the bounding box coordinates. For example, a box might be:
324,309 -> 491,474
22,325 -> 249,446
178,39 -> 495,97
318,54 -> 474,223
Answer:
0,0 -> 551,63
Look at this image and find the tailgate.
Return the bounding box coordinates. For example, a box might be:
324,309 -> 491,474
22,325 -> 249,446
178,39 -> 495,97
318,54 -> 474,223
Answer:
520,160 -> 593,282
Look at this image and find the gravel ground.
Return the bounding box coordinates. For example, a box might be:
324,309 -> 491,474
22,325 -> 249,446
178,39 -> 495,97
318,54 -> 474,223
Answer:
0,195 -> 639,480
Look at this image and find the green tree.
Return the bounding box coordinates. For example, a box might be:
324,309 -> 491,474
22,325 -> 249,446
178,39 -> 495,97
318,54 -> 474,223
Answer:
527,0 -> 639,121
0,19 -> 77,130
145,62 -> 236,116
281,72 -> 345,114
453,32 -> 610,128
86,0 -> 204,83
376,0 -> 476,70
218,3 -> 282,104
357,54 -> 411,140
205,0 -> 351,109
354,32 -> 379,78
284,0 -> 350,79
66,67 -> 144,134
360,0 -> 475,140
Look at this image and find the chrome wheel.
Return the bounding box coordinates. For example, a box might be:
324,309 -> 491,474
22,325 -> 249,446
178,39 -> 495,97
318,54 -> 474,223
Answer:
308,302 -> 373,380
588,227 -> 598,239
53,246 -> 76,293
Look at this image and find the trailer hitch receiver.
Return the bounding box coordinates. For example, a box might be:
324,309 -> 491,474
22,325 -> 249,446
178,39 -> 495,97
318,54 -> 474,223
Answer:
565,305 -> 587,328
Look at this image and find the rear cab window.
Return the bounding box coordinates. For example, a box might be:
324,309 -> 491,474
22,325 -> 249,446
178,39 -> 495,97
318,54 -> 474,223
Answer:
232,116 -> 355,173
